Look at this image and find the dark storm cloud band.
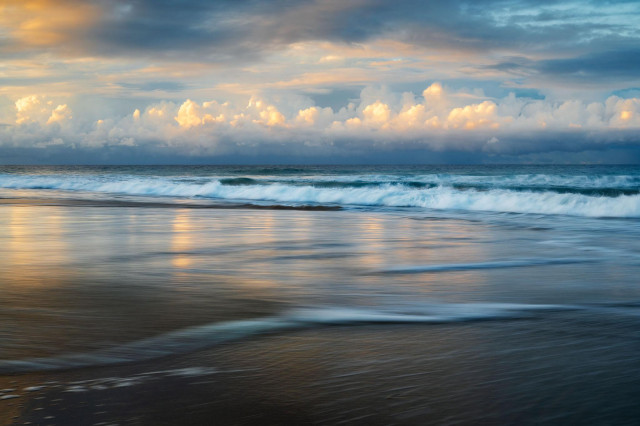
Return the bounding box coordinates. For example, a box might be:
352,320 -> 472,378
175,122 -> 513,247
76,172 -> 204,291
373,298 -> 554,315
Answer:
4,0 -> 639,82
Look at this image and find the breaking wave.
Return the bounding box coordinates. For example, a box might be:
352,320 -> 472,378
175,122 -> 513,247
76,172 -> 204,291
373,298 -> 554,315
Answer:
0,172 -> 639,217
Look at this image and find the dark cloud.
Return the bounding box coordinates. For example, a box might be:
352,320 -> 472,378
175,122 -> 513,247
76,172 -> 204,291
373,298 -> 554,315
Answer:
306,88 -> 362,110
537,49 -> 640,82
8,0 -> 639,69
486,57 -> 535,73
1,0 -> 637,92
488,48 -> 640,85
87,0 -> 528,55
1,131 -> 638,165
482,129 -> 640,156
83,0 -> 384,61
83,0 -> 640,88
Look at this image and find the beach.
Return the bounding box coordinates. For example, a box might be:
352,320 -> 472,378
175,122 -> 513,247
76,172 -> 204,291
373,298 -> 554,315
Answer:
1,165 -> 639,424
3,317 -> 640,425
3,0 -> 640,422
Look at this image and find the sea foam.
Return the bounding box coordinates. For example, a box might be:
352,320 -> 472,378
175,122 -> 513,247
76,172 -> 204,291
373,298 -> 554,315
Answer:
1,173 -> 639,217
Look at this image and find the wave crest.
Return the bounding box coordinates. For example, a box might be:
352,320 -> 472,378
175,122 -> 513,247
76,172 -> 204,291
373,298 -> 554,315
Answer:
1,174 -> 639,217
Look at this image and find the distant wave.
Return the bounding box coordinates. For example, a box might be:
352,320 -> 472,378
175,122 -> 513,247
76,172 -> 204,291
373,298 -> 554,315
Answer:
0,302 -> 578,374
218,177 -> 260,185
1,173 -> 639,217
221,172 -> 640,189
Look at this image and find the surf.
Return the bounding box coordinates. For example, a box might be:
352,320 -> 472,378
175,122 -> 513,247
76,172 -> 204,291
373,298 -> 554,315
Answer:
0,166 -> 639,217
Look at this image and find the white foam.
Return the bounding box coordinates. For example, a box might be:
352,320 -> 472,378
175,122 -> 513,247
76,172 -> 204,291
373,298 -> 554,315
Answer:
23,386 -> 45,392
225,173 -> 640,190
287,303 -> 570,325
0,394 -> 20,400
0,173 -> 638,217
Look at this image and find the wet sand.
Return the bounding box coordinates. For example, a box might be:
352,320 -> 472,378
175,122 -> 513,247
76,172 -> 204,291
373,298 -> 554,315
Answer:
1,198 -> 639,425
3,313 -> 640,425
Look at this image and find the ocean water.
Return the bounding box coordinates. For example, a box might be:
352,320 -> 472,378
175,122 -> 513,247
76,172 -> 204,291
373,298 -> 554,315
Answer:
1,165 -> 639,423
1,164 -> 639,216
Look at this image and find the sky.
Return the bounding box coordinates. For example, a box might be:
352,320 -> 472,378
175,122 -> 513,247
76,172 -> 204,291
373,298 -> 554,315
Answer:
1,0 -> 639,164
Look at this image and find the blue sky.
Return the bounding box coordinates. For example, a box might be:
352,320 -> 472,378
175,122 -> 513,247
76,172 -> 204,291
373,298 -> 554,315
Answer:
1,0 -> 639,164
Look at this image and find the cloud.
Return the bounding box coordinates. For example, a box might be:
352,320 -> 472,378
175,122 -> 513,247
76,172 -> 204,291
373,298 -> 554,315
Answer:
118,81 -> 187,92
3,1 -> 639,67
1,0 -> 639,121
46,103 -> 72,124
2,1 -> 639,164
537,49 -> 640,82
1,85 -> 639,164
489,49 -> 640,85
14,95 -> 72,125
0,0 -> 99,50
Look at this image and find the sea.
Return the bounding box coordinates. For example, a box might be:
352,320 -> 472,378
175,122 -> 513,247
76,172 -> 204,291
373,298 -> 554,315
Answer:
0,164 -> 639,424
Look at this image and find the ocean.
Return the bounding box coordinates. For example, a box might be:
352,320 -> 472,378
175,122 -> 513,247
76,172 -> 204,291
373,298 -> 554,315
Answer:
0,165 -> 639,424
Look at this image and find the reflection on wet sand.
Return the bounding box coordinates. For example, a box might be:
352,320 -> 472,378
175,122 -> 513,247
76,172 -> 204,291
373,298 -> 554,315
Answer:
2,206 -> 71,286
1,200 -> 640,424
171,211 -> 195,270
1,203 -> 638,364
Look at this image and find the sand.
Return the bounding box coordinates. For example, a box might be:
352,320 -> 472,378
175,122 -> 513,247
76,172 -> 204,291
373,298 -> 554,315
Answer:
2,315 -> 640,425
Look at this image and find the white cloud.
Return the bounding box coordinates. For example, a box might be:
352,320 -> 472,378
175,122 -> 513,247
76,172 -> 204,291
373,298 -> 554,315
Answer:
175,100 -> 203,129
2,85 -> 639,160
362,100 -> 392,127
446,101 -> 500,130
14,95 -> 73,126
47,104 -> 72,124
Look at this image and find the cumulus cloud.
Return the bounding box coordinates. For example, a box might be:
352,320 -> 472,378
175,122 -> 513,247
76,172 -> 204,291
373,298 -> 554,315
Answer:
14,95 -> 72,126
1,85 -> 639,163
2,1 -> 639,164
46,104 -> 72,124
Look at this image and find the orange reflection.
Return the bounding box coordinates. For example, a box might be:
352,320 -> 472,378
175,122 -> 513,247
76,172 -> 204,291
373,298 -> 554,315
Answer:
2,205 -> 70,286
355,215 -> 387,269
171,210 -> 194,269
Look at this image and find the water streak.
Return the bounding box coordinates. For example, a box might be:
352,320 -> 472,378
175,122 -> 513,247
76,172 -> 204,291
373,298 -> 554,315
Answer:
0,303 -> 589,374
